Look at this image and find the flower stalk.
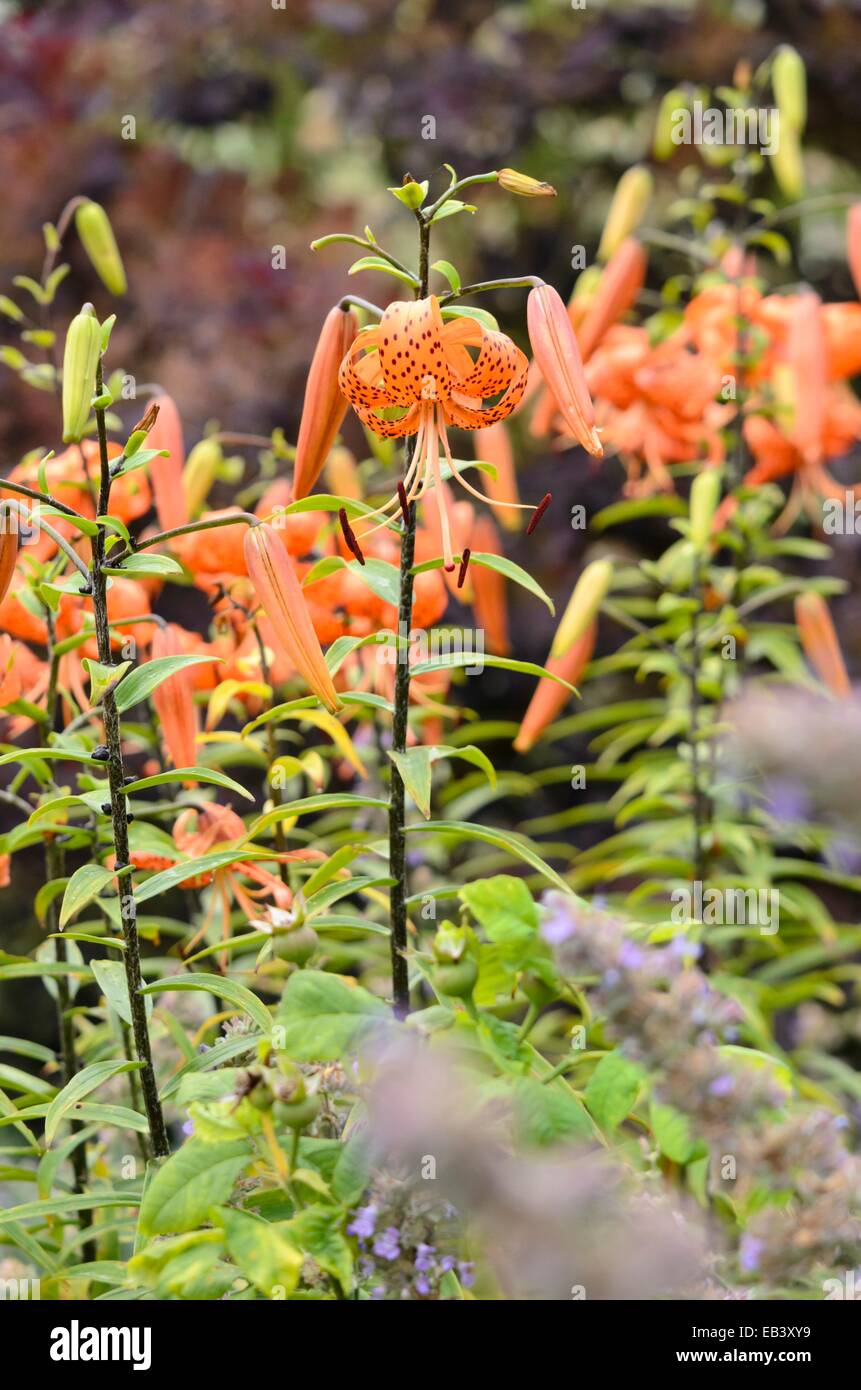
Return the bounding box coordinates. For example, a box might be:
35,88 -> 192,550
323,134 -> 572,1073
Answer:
89,357 -> 169,1160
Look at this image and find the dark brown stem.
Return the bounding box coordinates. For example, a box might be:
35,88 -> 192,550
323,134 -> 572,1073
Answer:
386,213 -> 430,1019
91,359 -> 168,1160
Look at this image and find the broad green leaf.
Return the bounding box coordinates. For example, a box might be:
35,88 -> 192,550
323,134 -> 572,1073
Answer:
134,848 -> 281,904
649,1100 -> 695,1163
470,551 -> 556,614
217,1206 -> 303,1296
388,747 -> 433,818
104,553 -> 184,578
585,1051 -> 645,1132
283,1203 -> 352,1291
304,554 -> 400,607
459,874 -> 538,945
138,1139 -> 252,1236
275,970 -> 391,1061
512,1076 -> 593,1147
122,766 -> 254,801
348,254 -> 419,289
59,863 -> 115,929
91,958 -> 152,1027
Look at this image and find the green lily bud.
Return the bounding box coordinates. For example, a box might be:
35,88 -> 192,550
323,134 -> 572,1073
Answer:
61,305 -> 102,444
551,559 -> 613,658
75,200 -> 127,296
772,126 -> 804,201
689,469 -> 722,549
597,166 -> 653,262
772,45 -> 806,134
654,88 -> 689,161
183,438 -> 223,516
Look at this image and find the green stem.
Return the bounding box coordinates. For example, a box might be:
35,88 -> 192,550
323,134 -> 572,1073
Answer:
90,358 -> 168,1161
423,171 -> 498,222
438,275 -> 542,306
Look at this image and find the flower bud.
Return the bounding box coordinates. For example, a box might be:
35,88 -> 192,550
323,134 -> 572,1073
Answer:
61,305 -> 101,443
551,559 -> 613,659
689,469 -> 722,550
527,284 -> 602,456
847,204 -> 861,301
293,306 -> 358,500
577,238 -> 648,360
74,200 -> 127,296
497,168 -> 557,198
795,592 -> 849,698
597,166 -> 653,262
183,438 -> 223,517
654,89 -> 689,161
146,393 -> 188,532
514,623 -> 596,755
772,45 -> 806,133
0,521 -> 18,607
772,126 -> 804,201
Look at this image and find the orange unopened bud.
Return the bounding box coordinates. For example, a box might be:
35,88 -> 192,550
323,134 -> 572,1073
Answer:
847,204 -> 861,302
577,238 -> 648,361
787,292 -> 826,465
597,166 -> 653,262
146,393 -> 188,532
0,523 -> 18,607
795,592 -> 850,698
151,623 -> 199,773
497,168 -> 557,198
527,284 -> 602,457
514,622 -> 597,754
470,515 -> 510,656
551,559 -> 613,658
244,522 -> 342,714
293,306 -> 359,500
474,422 -> 521,532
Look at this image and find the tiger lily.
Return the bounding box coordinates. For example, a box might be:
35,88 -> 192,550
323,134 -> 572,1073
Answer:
150,622 -> 199,772
338,294 -> 532,570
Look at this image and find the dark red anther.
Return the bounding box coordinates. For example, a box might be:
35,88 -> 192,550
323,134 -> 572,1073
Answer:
457,548 -> 471,589
397,481 -> 410,524
526,492 -> 552,536
339,506 -> 366,566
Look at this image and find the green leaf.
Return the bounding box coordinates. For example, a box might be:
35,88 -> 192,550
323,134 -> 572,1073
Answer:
650,1100 -> 695,1163
141,974 -> 273,1036
283,1204 -> 352,1291
59,863 -> 115,929
388,747 -> 433,818
217,1206 -> 303,1296
91,958 -> 152,1027
122,766 -> 255,801
407,821 -> 572,893
411,652 -> 577,690
138,1139 -> 252,1236
0,1190 -> 140,1227
348,254 -> 420,289
386,179 -> 428,210
512,1076 -> 594,1146
303,554 -> 400,607
44,1059 -> 144,1146
134,848 -> 281,904
83,657 -> 132,703
113,655 -> 217,712
431,259 -> 461,293
104,553 -> 185,578
275,970 -> 391,1061
585,1051 -> 645,1132
470,551 -> 555,614
459,874 -> 538,945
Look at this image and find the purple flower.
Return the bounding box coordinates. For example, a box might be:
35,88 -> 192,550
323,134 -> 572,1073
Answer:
458,1260 -> 475,1288
669,935 -> 702,961
739,1235 -> 762,1273
415,1275 -> 431,1296
347,1204 -> 378,1240
541,902 -> 575,945
181,1118 -> 195,1137
709,1074 -> 735,1098
373,1226 -> 401,1261
439,1255 -> 456,1273
618,941 -> 645,970
414,1242 -> 436,1272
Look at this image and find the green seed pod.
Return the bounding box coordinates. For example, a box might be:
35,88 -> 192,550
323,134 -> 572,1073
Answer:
274,1093 -> 320,1131
61,305 -> 102,444
432,958 -> 478,1000
772,45 -> 807,134
689,469 -> 722,550
271,923 -> 319,967
183,438 -> 224,517
597,166 -> 653,262
75,200 -> 128,296
247,1078 -> 275,1111
519,970 -> 558,1009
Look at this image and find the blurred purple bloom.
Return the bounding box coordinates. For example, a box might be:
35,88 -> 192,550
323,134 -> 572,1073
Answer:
739,1235 -> 762,1273
709,1074 -> 735,1098
414,1242 -> 435,1272
373,1226 -> 401,1261
347,1204 -> 378,1240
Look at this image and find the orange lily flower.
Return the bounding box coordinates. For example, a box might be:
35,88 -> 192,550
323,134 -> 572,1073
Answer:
786,292 -> 827,466
150,623 -> 199,771
293,305 -> 358,500
795,592 -> 850,698
338,294 -> 530,569
146,393 -> 189,533
474,421 -> 522,531
244,521 -> 342,714
469,514 -> 510,656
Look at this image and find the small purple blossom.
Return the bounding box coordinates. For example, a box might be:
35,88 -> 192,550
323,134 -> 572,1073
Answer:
541,901 -> 575,945
347,1204 -> 378,1240
618,941 -> 645,970
414,1275 -> 431,1295
414,1242 -> 436,1272
739,1235 -> 762,1273
709,1074 -> 735,1098
373,1226 -> 401,1261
